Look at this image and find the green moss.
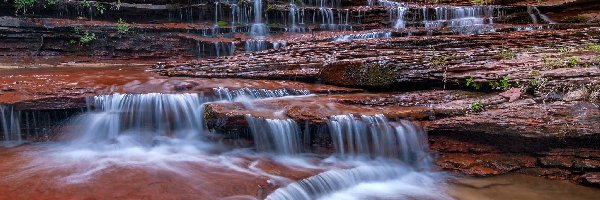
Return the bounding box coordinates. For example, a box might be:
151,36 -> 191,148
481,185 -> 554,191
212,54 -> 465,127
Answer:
216,21 -> 228,27
346,62 -> 396,87
563,16 -> 588,23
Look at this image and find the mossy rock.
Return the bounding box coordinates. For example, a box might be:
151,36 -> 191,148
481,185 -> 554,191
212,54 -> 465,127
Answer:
319,60 -> 396,87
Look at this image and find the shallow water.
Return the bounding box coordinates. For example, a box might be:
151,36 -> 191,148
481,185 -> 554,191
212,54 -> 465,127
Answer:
450,174 -> 600,200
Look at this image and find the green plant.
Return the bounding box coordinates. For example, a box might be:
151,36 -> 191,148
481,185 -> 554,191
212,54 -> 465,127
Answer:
82,0 -> 91,8
489,81 -> 499,89
43,0 -> 56,8
73,27 -> 81,34
497,48 -> 516,60
529,79 -> 539,87
216,21 -> 227,27
95,2 -> 106,14
567,57 -> 579,67
558,47 -> 569,53
500,75 -> 510,90
430,55 -> 448,69
586,43 -> 600,54
14,0 -> 35,13
79,32 -> 96,45
266,4 -> 273,12
116,18 -> 132,34
470,100 -> 484,113
466,76 -> 480,90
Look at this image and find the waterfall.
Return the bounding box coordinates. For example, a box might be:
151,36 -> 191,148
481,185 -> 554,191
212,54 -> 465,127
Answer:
71,88 -> 312,146
265,165 -> 449,200
528,6 -> 556,24
327,114 -> 430,166
196,41 -> 236,58
0,105 -> 22,146
213,87 -> 310,101
250,0 -> 267,36
246,115 -> 302,154
245,40 -> 268,52
264,114 -> 442,199
71,93 -> 207,146
318,8 -> 335,30
422,6 -> 496,34
392,7 -> 408,29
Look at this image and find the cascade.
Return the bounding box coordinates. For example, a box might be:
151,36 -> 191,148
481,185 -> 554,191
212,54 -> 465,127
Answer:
213,87 -> 310,101
528,6 -> 556,24
289,3 -> 306,32
266,165 -> 448,200
422,6 -> 497,34
327,114 -> 430,166
266,114 -> 444,200
196,41 -> 236,57
250,0 -> 268,36
71,93 -> 207,146
0,105 -> 22,146
245,40 -> 268,52
245,115 -> 302,154
72,88 -> 312,147
391,6 -> 408,29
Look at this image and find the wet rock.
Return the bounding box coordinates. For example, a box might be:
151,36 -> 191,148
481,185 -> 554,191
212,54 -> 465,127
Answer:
576,173 -> 600,187
499,88 -> 522,102
564,89 -> 589,102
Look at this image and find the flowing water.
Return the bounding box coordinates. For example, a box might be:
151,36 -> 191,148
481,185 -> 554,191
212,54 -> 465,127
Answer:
0,105 -> 22,146
0,88 -> 452,199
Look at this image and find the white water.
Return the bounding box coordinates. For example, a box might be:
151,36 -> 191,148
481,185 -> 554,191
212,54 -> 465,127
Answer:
6,90 -> 448,199
333,31 -> 392,41
246,115 -> 302,154
267,162 -> 450,200
528,6 -> 556,24
266,114 -> 445,200
250,0 -> 267,36
0,105 -> 22,146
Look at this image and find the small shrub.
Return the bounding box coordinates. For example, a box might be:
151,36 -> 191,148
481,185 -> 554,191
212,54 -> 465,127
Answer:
470,100 -> 484,113
567,57 -> 579,67
558,47 -> 569,53
466,76 -> 480,90
82,0 -> 91,8
79,32 -> 96,45
430,55 -> 448,69
266,4 -> 273,12
43,0 -> 56,8
14,0 -> 35,13
95,2 -> 106,14
586,43 -> 600,54
116,18 -> 132,34
499,75 -> 510,90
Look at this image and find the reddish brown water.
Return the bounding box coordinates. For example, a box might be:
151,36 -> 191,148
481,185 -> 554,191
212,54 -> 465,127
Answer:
0,66 -> 358,105
0,145 -> 322,200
